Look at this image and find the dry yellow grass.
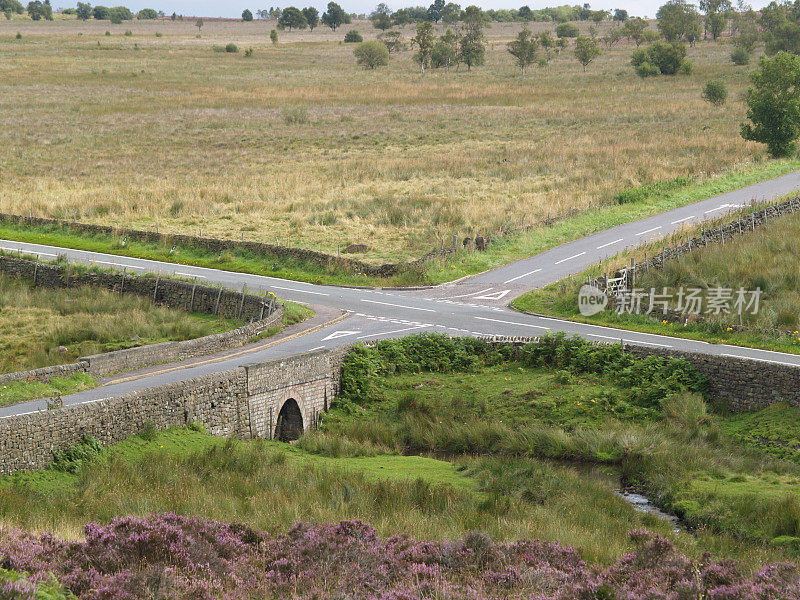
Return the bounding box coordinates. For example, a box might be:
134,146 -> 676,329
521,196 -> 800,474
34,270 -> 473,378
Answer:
0,17 -> 767,261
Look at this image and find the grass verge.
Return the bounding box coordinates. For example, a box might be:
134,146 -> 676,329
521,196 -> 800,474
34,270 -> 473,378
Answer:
0,372 -> 97,408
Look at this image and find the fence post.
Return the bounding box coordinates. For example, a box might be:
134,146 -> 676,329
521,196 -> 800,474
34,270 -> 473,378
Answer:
153,272 -> 160,301
452,235 -> 457,249
260,289 -> 267,320
190,276 -> 197,312
120,267 -> 126,295
32,255 -> 39,286
65,262 -> 70,286
238,284 -> 246,319
214,286 -> 223,316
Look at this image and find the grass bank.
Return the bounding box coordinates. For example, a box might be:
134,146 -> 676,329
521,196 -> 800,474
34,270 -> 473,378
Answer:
511,202 -> 800,354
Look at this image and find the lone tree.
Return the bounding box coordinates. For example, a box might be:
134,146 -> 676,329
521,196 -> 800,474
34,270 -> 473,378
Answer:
270,28 -> 278,43
431,28 -> 458,69
302,6 -> 318,30
242,8 -> 253,21
137,7 -> 157,19
195,17 -> 203,32
370,2 -> 392,30
322,1 -> 348,30
702,79 -> 728,106
699,0 -> 731,41
574,35 -> 600,71
76,1 -> 91,19
742,52 -> 800,158
458,5 -> 487,71
279,7 -> 307,30
507,28 -> 538,75
657,0 -> 701,44
411,21 -> 435,72
27,0 -> 52,20
354,40 -> 389,69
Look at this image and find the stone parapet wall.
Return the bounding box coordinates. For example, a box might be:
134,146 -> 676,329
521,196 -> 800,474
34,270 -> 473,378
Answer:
0,253 -> 283,382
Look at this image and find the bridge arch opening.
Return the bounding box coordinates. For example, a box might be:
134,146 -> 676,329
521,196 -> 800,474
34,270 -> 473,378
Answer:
275,398 -> 303,442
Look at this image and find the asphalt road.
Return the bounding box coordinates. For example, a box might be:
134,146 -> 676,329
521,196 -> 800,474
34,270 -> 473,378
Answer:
2,170 -> 800,419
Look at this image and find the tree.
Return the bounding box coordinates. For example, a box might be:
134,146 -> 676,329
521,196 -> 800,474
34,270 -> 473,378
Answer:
441,2 -> 460,24
699,0 -> 731,40
195,17 -> 203,31
657,0 -> 701,42
256,9 -> 268,18
27,0 -> 51,20
302,6 -> 318,29
412,21 -> 434,71
270,28 -> 278,42
378,30 -> 405,53
574,34 -> 600,71
613,8 -> 628,21
279,7 -> 307,30
108,5 -> 132,23
242,8 -> 253,21
518,5 -> 532,21
732,8 -> 760,51
458,5 -> 486,70
391,8 -> 411,27
427,0 -> 444,23
632,41 -> 689,76
370,3 -> 392,30
622,17 -> 650,46
0,0 -> 24,15
507,27 -> 537,75
761,1 -> 800,55
322,1 -> 347,30
137,7 -> 157,19
92,4 -> 108,19
556,22 -> 579,38
703,79 -> 728,105
354,39 -> 389,68
431,28 -> 458,68
742,52 -> 800,157
76,1 -> 91,19
343,29 -> 362,42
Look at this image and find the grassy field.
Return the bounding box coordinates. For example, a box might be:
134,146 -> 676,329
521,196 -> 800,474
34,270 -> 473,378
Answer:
512,204 -> 800,352
0,17 -> 787,272
0,272 -> 242,373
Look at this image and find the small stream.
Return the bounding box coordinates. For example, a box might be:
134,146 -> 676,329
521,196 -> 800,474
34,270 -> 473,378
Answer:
613,490 -> 682,533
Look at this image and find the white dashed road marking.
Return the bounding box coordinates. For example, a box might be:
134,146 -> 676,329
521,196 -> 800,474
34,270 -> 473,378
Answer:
503,268 -> 542,284
596,238 -> 623,250
554,252 -> 586,265
361,299 -> 436,312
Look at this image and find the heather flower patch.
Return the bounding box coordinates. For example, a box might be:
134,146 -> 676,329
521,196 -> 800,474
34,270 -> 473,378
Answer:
1,515 -> 798,600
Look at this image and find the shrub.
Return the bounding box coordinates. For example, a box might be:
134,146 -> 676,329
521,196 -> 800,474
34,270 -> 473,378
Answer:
343,29 -> 362,43
702,79 -> 728,106
104,30 -> 110,36
632,41 -> 687,76
270,28 -> 278,43
123,29 -> 132,36
353,40 -> 389,69
155,31 -> 162,37
244,47 -> 254,57
15,31 -> 21,39
556,22 -> 579,38
225,42 -> 238,53
677,59 -> 693,74
283,106 -> 309,124
731,45 -> 751,66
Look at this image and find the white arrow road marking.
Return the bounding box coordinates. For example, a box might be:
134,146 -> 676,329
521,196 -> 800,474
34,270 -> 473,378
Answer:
670,216 -> 694,225
473,317 -> 549,330
554,252 -> 586,265
356,325 -> 431,340
705,203 -> 740,214
361,299 -> 436,312
321,330 -> 362,341
503,268 -> 542,284
474,290 -> 511,301
441,288 -> 494,299
596,238 -> 623,250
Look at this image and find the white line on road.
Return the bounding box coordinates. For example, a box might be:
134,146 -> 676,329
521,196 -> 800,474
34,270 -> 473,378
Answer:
474,316 -> 550,330
721,353 -> 799,367
596,238 -> 623,250
636,226 -> 662,236
356,325 -> 430,339
588,333 -> 620,341
503,269 -> 542,284
554,252 -> 586,265
361,299 -> 436,312
309,346 -> 326,351
632,340 -> 673,348
175,272 -> 205,278
272,285 -> 330,297
670,216 -> 694,225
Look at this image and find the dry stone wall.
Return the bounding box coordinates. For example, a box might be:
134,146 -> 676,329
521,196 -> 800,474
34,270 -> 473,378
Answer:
0,254 -> 283,382
1,338 -> 798,476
